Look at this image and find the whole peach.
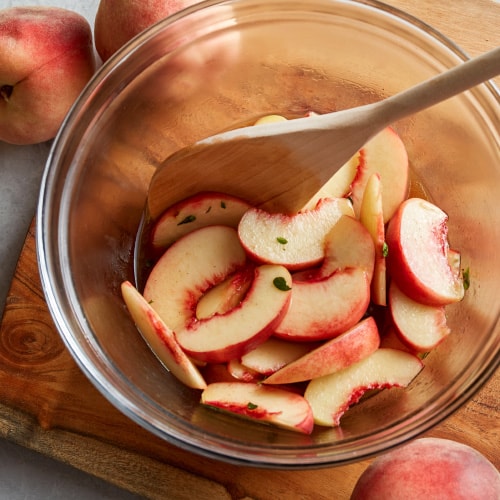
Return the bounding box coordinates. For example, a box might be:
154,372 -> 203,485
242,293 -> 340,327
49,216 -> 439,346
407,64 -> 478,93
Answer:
0,7 -> 96,145
94,0 -> 202,62
351,437 -> 500,499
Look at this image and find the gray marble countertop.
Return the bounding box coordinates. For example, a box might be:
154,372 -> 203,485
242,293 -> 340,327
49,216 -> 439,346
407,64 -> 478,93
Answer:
0,1 -> 143,497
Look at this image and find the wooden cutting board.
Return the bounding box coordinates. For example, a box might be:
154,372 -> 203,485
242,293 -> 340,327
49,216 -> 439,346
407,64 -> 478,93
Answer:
0,2 -> 498,498
0,221 -> 498,499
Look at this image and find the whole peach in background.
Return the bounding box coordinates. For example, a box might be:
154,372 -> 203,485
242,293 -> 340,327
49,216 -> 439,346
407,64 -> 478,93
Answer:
94,0 -> 202,62
0,7 -> 96,145
350,437 -> 500,499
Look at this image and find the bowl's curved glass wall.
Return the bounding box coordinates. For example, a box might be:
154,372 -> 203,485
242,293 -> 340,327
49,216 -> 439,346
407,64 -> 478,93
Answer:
38,0 -> 499,467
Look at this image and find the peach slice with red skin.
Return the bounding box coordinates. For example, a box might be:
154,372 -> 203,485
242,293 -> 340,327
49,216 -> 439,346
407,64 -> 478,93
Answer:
303,154 -> 359,210
237,197 -> 354,271
150,191 -> 252,251
389,281 -> 450,352
379,324 -> 415,354
143,225 -> 247,332
264,317 -> 380,385
227,358 -> 262,382
201,382 -> 314,434
303,127 -> 408,221
386,197 -> 465,306
175,264 -> 292,363
274,267 -> 371,342
318,215 -> 375,279
200,363 -> 239,384
350,126 -> 409,223
121,281 -> 207,390
359,172 -> 387,305
274,215 -> 374,341
196,265 -> 254,320
240,338 -> 318,376
304,348 -> 423,426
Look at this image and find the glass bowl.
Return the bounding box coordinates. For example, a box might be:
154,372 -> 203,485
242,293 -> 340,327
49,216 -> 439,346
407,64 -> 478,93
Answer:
37,0 -> 499,468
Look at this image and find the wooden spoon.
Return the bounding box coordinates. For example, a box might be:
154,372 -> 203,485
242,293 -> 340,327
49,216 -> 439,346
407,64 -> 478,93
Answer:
148,47 -> 500,219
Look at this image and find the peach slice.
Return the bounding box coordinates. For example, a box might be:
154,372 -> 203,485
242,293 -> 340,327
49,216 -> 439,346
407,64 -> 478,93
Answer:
379,324 -> 415,354
121,281 -> 207,390
264,317 -> 380,385
143,225 -> 247,332
237,197 -> 354,270
240,337 -> 317,376
389,281 -> 450,352
303,154 -> 360,210
359,172 -> 387,305
200,363 -> 238,384
150,191 -> 252,250
386,198 -> 465,306
175,264 -> 292,363
274,215 -> 374,341
227,358 -> 262,382
350,126 -> 409,222
304,348 -> 423,426
196,266 -> 254,320
201,382 -> 314,434
318,215 -> 375,279
447,248 -> 462,278
274,267 -> 371,342
254,114 -> 287,125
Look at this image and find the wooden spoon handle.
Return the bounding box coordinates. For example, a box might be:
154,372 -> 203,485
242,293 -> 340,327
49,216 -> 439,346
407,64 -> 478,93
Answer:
366,46 -> 500,129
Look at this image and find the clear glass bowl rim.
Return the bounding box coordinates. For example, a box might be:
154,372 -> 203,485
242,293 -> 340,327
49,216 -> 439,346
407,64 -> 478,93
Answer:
36,0 -> 500,468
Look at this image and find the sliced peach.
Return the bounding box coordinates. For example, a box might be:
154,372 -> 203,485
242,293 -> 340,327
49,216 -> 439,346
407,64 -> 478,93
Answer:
304,348 -> 423,426
265,317 -> 380,385
389,281 -> 450,352
121,281 -> 206,390
150,191 -> 251,250
175,265 -> 292,363
201,382 -> 314,434
143,225 -> 247,332
240,337 -> 317,376
238,197 -> 353,270
386,198 -> 465,306
350,126 -> 409,223
359,172 -> 387,305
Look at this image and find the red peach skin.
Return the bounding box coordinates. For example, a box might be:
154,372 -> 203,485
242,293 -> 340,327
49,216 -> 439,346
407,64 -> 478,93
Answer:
0,7 -> 96,144
386,198 -> 464,306
350,437 -> 500,500
95,0 -> 201,62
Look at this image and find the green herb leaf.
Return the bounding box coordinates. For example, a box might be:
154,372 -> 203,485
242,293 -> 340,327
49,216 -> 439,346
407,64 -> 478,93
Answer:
273,277 -> 291,291
276,236 -> 288,245
247,402 -> 258,410
462,267 -> 470,290
382,242 -> 389,257
177,214 -> 196,226
220,201 -> 227,209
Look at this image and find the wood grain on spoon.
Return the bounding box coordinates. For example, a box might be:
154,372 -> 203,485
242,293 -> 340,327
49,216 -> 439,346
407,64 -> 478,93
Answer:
148,46 -> 500,219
